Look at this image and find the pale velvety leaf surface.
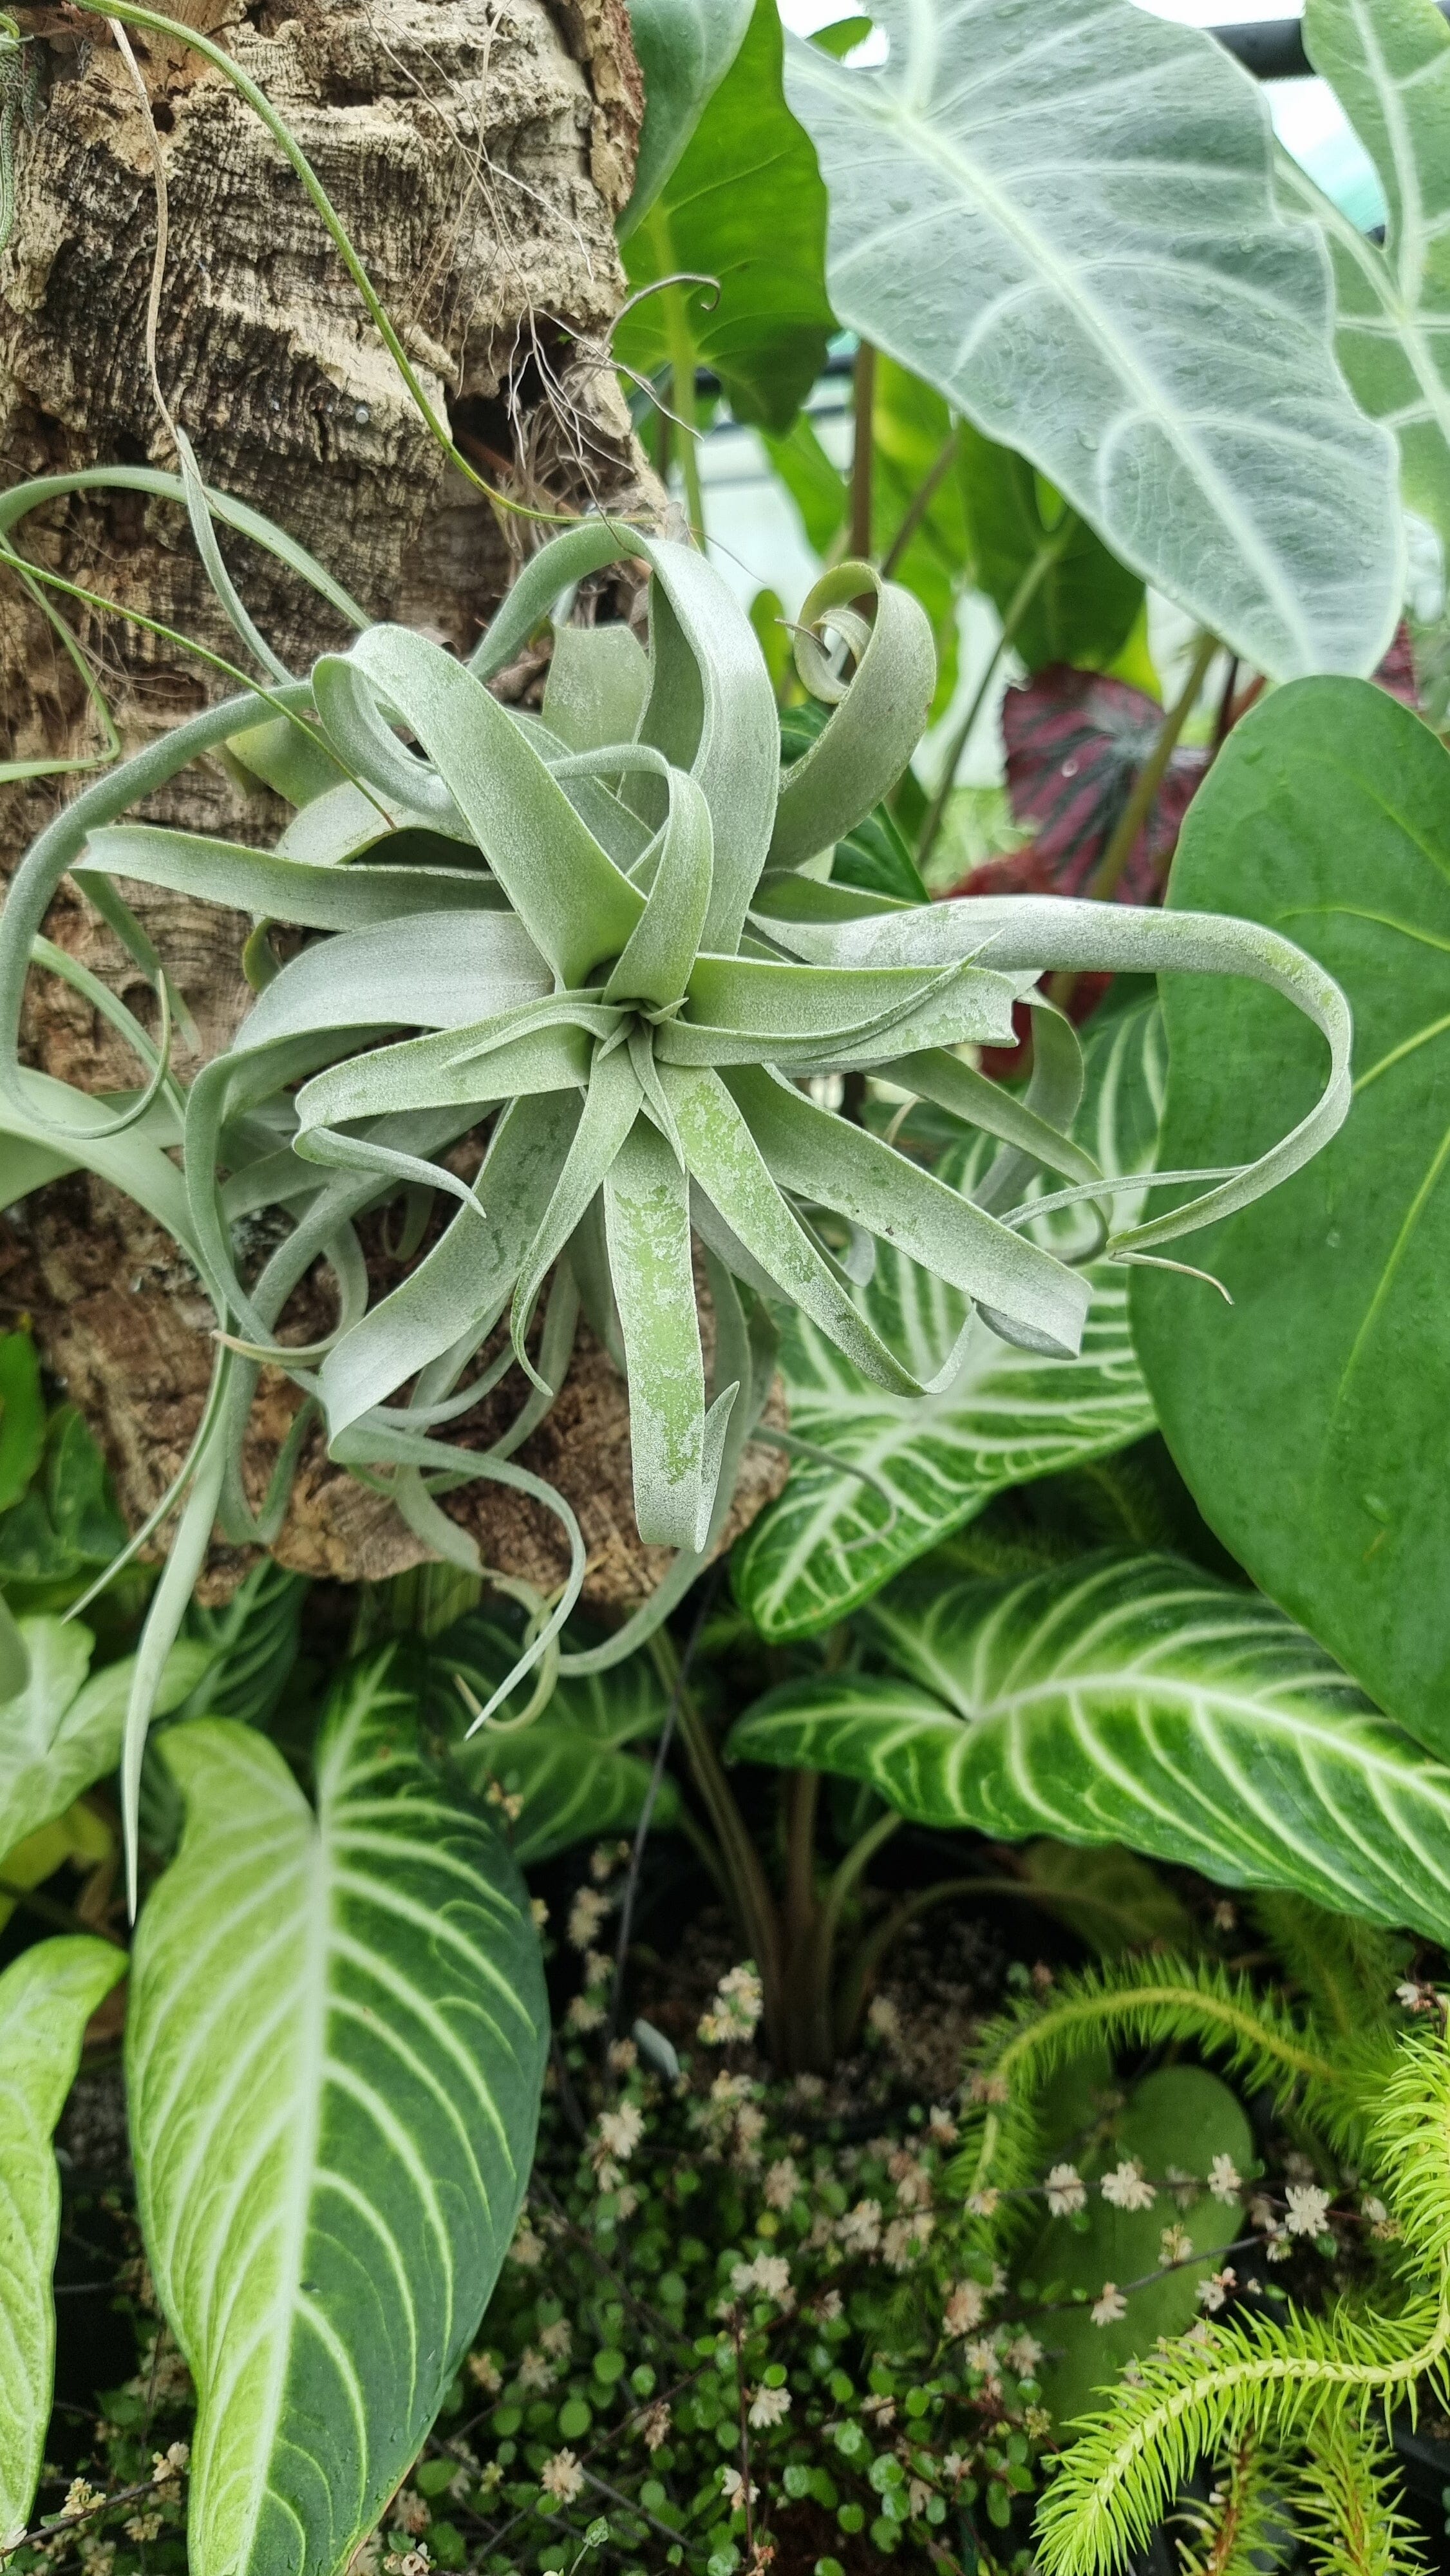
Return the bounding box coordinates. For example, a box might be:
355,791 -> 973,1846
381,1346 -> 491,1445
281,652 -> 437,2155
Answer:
785,0 -> 1403,677
127,1655 -> 547,2576
0,1938 -> 127,2533
0,1619 -> 212,1853
1286,0 -> 1450,548
731,993 -> 1162,1639
728,1554 -> 1450,1945
1132,681 -> 1450,1757
425,1617 -> 680,1864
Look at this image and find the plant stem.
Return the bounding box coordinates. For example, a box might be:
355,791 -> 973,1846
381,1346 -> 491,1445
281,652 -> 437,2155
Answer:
880,428 -> 959,580
785,1769 -> 819,1951
655,257 -> 705,544
836,1873 -> 1033,2041
916,511 -> 1078,873
653,1632 -> 785,2022
1088,625 -> 1218,901
797,1806 -> 901,2063
850,339 -> 876,560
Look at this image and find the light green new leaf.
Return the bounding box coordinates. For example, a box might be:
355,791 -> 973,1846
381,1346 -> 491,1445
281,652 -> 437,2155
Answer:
0,1937 -> 127,2536
621,0 -> 754,238
0,1616 -> 212,1855
785,0 -> 1403,678
1278,0 -> 1450,548
728,1554 -> 1450,1949
425,1616 -> 679,1865
617,0 -> 834,431
731,994 -> 1162,1639
1131,680 -> 1450,1758
128,1654 -> 548,2576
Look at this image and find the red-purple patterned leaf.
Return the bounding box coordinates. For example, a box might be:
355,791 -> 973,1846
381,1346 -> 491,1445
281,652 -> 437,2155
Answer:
999,665 -> 1209,904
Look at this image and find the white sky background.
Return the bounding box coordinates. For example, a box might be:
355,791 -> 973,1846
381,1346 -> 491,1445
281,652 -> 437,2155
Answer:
695,3 -> 1384,786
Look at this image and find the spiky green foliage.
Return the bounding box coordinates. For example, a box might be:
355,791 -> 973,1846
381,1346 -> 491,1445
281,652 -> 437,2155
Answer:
1291,2410 -> 1428,2576
950,1951 -> 1348,2228
1172,2437 -> 1288,2576
1033,2030 -> 1450,2575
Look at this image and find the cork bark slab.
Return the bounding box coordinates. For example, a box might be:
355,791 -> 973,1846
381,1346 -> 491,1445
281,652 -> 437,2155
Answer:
0,0 -> 787,1607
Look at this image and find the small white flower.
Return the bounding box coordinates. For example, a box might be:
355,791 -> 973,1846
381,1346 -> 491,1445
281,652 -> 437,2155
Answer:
539,2318 -> 572,2359
699,1962 -> 764,2046
965,2186 -> 1001,2219
517,2348 -> 553,2392
883,2211 -> 934,2270
1158,2224 -> 1193,2267
565,1991 -> 605,2033
1211,1900 -> 1237,1931
839,2197 -> 883,2253
507,2219 -> 545,2268
639,2401 -> 672,2450
968,2072 -> 1010,2107
748,2383 -> 791,2429
596,2102 -> 645,2163
1045,2161 -> 1087,2217
1166,2164 -> 1200,2211
1208,2154 -> 1242,2204
927,2104 -> 958,2145
866,1994 -> 900,2042
1101,2159 -> 1156,2213
764,2156 -> 800,2210
1090,2282 -> 1128,2327
1285,2183 -> 1332,2238
944,2278 -> 988,2336
720,2467 -> 758,2510
568,1888 -> 608,1951
731,2252 -> 792,2306
965,2335 -> 1002,2383
1195,2266 -> 1236,2313
540,2450 -> 586,2506
1005,2332 -> 1042,2375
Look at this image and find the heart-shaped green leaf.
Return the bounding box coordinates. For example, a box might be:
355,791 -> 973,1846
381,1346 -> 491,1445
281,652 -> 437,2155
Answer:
617,0 -> 834,431
1131,679 -> 1450,1755
621,0 -> 754,238
127,1653 -> 547,2576
731,993 -> 1162,1639
426,1616 -> 679,1864
0,1617 -> 212,1853
728,1553 -> 1450,1947
0,1936 -> 127,2535
785,0 -> 1402,676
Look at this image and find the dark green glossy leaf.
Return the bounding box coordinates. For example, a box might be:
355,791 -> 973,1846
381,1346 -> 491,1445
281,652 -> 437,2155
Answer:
957,424 -> 1144,676
0,1333 -> 44,1515
620,0 -> 754,240
1131,679 -> 1450,1756
617,0 -> 834,431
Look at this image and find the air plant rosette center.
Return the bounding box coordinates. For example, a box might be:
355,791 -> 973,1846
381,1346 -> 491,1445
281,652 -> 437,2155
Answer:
0,516 -> 1350,1868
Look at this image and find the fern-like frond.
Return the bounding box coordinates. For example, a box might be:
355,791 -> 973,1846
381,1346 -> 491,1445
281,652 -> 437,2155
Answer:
1172,2435 -> 1288,2576
950,1953 -> 1343,2211
1368,2029 -> 1450,2295
1292,2406 -> 1426,2576
1252,1893 -> 1400,2049
1032,2293 -> 1450,2576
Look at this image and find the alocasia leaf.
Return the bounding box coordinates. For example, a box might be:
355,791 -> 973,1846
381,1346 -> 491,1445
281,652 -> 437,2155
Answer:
127,1653 -> 548,2576
0,1937 -> 127,2537
785,0 -> 1403,678
1277,0 -> 1450,550
731,992 -> 1161,1640
1130,679 -> 1450,1757
616,0 -> 833,431
426,1615 -> 681,1864
728,1553 -> 1450,1949
0,1617 -> 212,1855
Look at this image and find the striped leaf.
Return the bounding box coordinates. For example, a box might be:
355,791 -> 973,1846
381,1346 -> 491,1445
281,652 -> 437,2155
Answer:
424,1616 -> 679,1865
0,1937 -> 127,2534
727,1554 -> 1450,1947
731,994 -> 1162,1639
127,1653 -> 548,2576
0,1617 -> 212,1853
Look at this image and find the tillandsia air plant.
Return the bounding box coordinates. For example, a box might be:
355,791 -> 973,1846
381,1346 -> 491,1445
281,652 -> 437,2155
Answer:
0,503 -> 1353,1878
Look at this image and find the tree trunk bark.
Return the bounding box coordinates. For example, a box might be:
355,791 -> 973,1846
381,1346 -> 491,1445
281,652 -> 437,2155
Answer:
0,0 -> 785,1605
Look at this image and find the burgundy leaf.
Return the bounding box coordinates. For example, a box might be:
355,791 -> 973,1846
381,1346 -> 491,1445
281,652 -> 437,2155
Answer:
997,664 -> 1209,903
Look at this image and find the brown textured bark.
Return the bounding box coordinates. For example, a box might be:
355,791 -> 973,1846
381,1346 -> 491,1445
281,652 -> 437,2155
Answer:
0,0 -> 786,1607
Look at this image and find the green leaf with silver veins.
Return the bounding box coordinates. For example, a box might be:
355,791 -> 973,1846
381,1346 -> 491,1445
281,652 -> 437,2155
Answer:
728,1553 -> 1450,1949
0,1937 -> 127,2537
1277,0 -> 1450,552
127,1653 -> 548,2576
731,992 -> 1162,1640
784,0 -> 1403,677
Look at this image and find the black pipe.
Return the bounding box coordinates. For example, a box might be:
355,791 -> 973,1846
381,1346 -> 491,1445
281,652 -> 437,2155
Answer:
1210,4 -> 1450,80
